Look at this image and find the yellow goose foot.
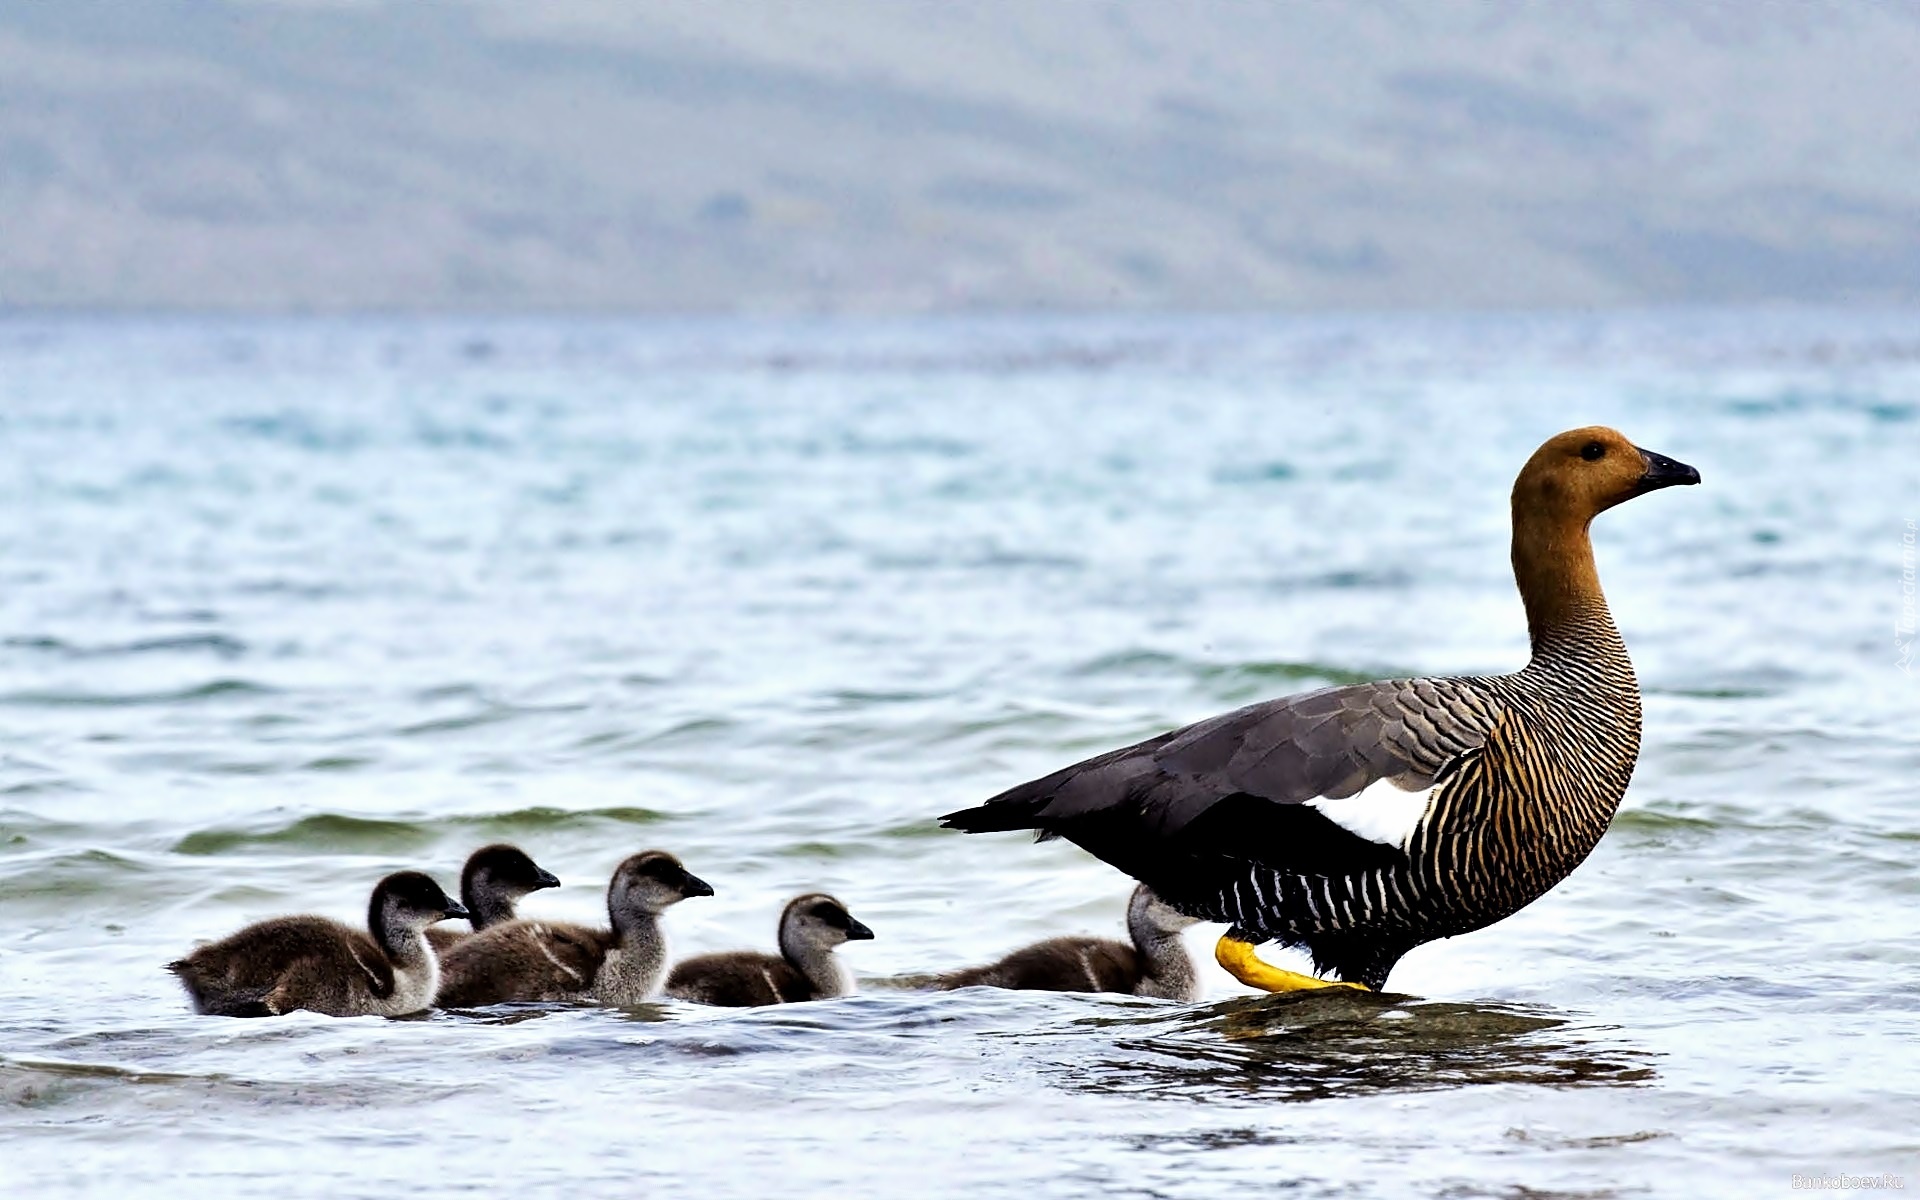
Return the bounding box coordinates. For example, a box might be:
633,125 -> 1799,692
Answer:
1215,933 -> 1369,993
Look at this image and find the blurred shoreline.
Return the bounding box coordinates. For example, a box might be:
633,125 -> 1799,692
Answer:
4,1 -> 1920,313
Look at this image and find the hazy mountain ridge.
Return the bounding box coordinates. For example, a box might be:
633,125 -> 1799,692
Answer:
3,0 -> 1918,311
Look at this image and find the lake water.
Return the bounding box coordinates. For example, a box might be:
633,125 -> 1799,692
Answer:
0,310 -> 1915,1198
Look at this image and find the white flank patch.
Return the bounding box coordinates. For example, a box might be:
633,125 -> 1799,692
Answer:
1306,778 -> 1436,849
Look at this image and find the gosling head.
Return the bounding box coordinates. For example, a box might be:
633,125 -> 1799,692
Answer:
461,843 -> 561,916
371,871 -> 468,934
606,850 -> 714,928
1128,884 -> 1201,939
1513,426 -> 1700,525
778,893 -> 874,957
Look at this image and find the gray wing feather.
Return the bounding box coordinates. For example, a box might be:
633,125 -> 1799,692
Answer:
1024,679 -> 1502,835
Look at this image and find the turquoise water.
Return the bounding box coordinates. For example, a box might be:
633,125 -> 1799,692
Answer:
0,310 -> 1915,1197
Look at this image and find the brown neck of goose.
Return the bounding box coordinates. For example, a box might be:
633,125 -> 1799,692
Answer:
1510,497 -> 1616,660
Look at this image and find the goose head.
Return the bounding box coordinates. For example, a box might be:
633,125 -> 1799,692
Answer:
1513,426 -> 1699,526
1508,427 -> 1699,645
607,850 -> 714,930
460,843 -> 561,925
777,893 -> 874,960
372,871 -> 468,934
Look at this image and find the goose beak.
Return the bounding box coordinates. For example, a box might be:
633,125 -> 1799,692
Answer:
843,917 -> 875,942
1634,446 -> 1701,493
680,871 -> 716,899
442,900 -> 471,921
534,868 -> 561,890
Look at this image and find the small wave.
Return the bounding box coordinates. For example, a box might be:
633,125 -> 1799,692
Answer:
574,717 -> 740,753
2,634 -> 248,660
1066,649 -> 1206,679
836,432 -> 977,459
1647,665 -> 1806,700
396,700 -> 591,739
0,809 -> 93,844
0,680 -> 275,708
1068,649 -> 1385,689
0,1056 -> 461,1110
965,549 -> 1085,571
222,411 -> 368,452
414,420 -> 512,451
452,805 -> 672,835
1610,807 -> 1720,834
1652,684 -> 1784,700
172,806 -> 673,856
300,755 -> 376,773
0,779 -> 88,798
1722,389 -> 1919,420
819,687 -> 950,707
1211,461 -> 1298,485
1289,567 -> 1418,590
770,840 -> 856,860
396,710 -> 519,737
233,578 -> 347,600
1202,659 -> 1388,688
174,814 -> 432,856
0,848 -> 155,900
3,1056 -> 211,1089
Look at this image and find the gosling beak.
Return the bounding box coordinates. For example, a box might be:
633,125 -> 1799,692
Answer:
680,871 -> 715,899
843,917 -> 875,942
442,900 -> 471,921
534,868 -> 561,890
1635,446 -> 1701,493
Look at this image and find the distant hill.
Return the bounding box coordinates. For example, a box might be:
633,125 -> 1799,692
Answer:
3,0 -> 1918,312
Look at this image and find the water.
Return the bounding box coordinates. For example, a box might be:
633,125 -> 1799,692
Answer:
0,310 -> 1915,1198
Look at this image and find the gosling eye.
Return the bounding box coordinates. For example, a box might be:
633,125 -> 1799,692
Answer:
1580,441 -> 1606,462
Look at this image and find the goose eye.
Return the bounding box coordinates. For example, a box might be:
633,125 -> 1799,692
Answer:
1580,442 -> 1605,461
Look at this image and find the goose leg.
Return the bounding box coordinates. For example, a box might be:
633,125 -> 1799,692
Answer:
1215,933 -> 1368,992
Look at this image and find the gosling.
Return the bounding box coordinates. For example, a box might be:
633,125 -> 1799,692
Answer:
435,850 -> 712,1007
666,893 -> 873,1007
168,871 -> 467,1018
936,884 -> 1201,1001
425,843 -> 562,954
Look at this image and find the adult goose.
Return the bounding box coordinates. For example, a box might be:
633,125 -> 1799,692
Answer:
425,843 -> 562,955
936,883 -> 1201,1001
169,871 -> 467,1017
435,850 -> 712,1008
941,427 -> 1698,992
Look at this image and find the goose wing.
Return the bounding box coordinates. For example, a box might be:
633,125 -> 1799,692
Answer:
941,678 -> 1503,912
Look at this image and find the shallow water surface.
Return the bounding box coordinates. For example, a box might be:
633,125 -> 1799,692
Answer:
0,311 -> 1916,1197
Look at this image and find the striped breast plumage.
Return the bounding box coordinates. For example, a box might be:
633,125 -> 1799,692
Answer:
943,426 -> 1699,991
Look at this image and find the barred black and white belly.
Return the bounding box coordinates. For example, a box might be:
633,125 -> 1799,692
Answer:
1210,672 -> 1641,960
